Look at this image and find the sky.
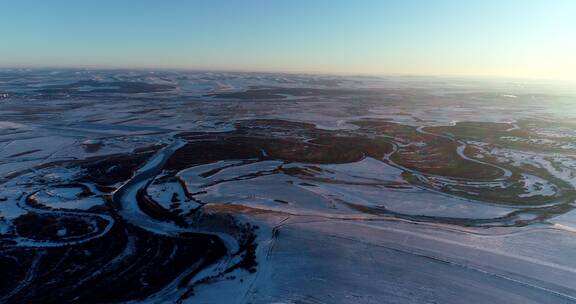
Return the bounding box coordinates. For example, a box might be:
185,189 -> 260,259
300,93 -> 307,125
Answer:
0,0 -> 575,81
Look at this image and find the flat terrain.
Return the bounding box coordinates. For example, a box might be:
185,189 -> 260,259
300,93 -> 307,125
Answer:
0,69 -> 575,303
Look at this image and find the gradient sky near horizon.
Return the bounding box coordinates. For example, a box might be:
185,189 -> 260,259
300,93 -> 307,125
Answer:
1,0 -> 575,81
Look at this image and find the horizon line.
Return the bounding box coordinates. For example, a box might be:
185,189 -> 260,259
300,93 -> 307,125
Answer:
0,64 -> 574,85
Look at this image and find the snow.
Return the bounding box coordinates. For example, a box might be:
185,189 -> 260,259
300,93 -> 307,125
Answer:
238,216 -> 576,304
0,136 -> 76,160
2,70 -> 576,303
32,187 -> 104,210
147,181 -> 201,213
180,158 -> 516,220
519,174 -> 557,198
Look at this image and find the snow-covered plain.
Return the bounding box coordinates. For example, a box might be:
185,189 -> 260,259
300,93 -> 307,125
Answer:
1,69 -> 576,303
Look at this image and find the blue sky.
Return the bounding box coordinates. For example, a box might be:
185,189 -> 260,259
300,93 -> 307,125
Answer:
1,0 -> 574,81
